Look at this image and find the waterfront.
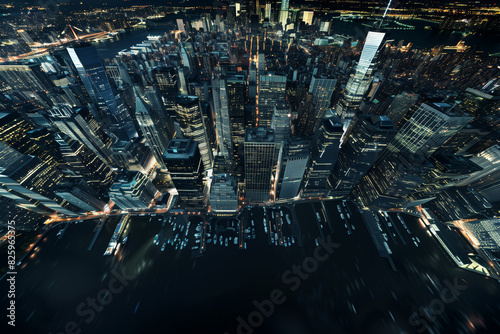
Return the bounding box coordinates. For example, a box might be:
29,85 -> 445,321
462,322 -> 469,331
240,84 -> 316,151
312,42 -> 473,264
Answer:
93,19 -> 500,61
1,201 -> 500,334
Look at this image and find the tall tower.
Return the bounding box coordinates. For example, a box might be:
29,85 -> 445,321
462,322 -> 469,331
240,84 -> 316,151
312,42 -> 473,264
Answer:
309,75 -> 337,129
304,117 -> 343,195
135,91 -> 169,168
163,139 -> 206,208
330,115 -> 397,197
258,73 -> 287,127
0,143 -> 78,216
387,103 -> 474,157
174,95 -> 214,170
279,0 -> 290,29
226,74 -> 246,165
336,31 -> 386,131
67,43 -> 136,140
212,76 -> 234,169
151,66 -> 178,115
244,128 -> 279,202
278,137 -> 310,199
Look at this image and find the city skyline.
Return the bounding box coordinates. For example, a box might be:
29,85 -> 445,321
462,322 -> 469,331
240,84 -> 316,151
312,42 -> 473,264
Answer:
0,1 -> 500,334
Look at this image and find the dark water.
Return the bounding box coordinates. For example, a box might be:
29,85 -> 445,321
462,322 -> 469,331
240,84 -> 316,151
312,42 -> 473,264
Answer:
93,19 -> 500,61
1,201 -> 500,334
331,18 -> 500,53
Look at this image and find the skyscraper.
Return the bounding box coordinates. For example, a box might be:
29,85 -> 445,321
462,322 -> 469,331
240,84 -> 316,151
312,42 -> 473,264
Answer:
0,63 -> 54,92
109,172 -> 159,210
330,115 -> 397,197
209,174 -> 239,216
67,44 -> 136,140
278,137 -> 309,199
304,117 -> 343,195
385,92 -> 420,129
55,134 -> 114,196
309,75 -> 337,129
271,103 -> 291,144
49,107 -> 115,165
163,139 -> 206,208
135,91 -> 169,168
244,128 -> 279,202
151,66 -> 178,114
0,143 -> 77,216
174,95 -> 214,170
258,73 -> 287,127
212,76 -> 234,169
336,31 -> 385,130
226,74 -> 246,164
387,103 -> 474,157
354,153 -> 432,209
279,0 -> 290,28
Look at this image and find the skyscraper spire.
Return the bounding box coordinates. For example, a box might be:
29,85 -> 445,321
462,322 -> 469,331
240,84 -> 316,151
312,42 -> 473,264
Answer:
378,0 -> 393,30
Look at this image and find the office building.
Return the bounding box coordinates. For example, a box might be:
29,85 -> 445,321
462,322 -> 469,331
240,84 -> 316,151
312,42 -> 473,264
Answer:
385,92 -> 420,129
244,128 -> 279,202
336,31 -> 386,129
278,138 -> 309,199
135,91 -> 169,168
209,174 -> 239,216
67,43 -> 136,140
304,117 -> 343,195
258,73 -> 287,127
330,115 -> 397,197
162,139 -> 206,208
56,134 -> 114,196
174,95 -> 214,170
309,75 -> 337,129
0,143 -> 77,216
387,103 -> 474,157
109,172 -> 159,210
212,76 -> 234,168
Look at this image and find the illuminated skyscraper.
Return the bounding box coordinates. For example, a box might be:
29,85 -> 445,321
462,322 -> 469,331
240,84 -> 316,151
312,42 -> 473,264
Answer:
309,75 -> 337,129
67,43 -> 136,140
135,91 -> 170,168
49,107 -> 115,165
226,74 -> 246,165
0,143 -> 78,216
336,31 -> 385,130
55,134 -> 114,196
212,76 -> 234,168
258,73 -> 287,127
387,103 -> 474,157
163,139 -> 206,208
174,95 -> 214,170
151,66 -> 178,114
279,0 -> 289,28
209,174 -> 239,216
244,128 -> 279,202
109,172 -> 159,210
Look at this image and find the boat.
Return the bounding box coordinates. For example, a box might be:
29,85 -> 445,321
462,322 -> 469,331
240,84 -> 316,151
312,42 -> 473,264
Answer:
225,239 -> 228,247
161,243 -> 166,251
234,237 -> 238,244
122,236 -> 128,244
